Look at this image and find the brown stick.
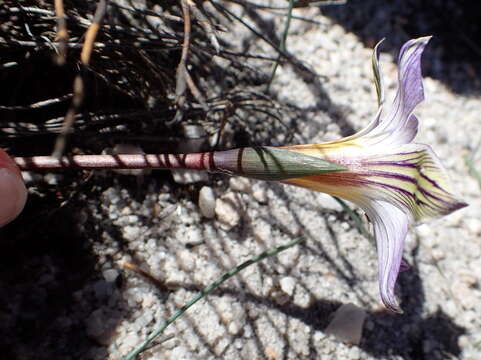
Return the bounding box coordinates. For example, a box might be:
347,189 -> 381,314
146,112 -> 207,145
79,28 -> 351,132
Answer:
81,0 -> 108,66
173,0 -> 207,124
54,0 -> 68,65
52,0 -> 108,158
175,0 -> 192,107
51,75 -> 83,158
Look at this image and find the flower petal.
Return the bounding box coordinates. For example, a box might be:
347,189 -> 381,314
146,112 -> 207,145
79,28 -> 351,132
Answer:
284,143 -> 467,223
365,200 -> 408,313
360,143 -> 467,221
277,38 -> 430,155
371,36 -> 431,146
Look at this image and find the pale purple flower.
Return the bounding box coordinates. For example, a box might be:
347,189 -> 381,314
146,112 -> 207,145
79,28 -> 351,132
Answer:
280,37 -> 467,311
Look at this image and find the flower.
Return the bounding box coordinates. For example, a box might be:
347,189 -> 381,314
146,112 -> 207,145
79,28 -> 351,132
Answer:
277,37 -> 467,312
10,37 -> 466,312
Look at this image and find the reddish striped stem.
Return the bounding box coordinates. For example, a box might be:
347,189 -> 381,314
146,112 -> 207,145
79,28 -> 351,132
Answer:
15,152 -> 215,171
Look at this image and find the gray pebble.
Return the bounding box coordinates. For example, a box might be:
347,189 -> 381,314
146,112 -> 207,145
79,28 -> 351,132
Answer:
325,303 -> 367,345
102,268 -> 119,283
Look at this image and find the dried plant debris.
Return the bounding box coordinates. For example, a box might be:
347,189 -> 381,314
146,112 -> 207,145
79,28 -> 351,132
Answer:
0,1 -> 318,155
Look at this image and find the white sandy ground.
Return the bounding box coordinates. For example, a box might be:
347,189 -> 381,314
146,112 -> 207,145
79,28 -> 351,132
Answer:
87,6 -> 481,359
7,2 -> 481,360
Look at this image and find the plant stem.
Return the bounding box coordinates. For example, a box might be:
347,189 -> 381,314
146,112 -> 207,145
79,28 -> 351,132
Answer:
14,148 -> 345,180
14,153 -> 214,171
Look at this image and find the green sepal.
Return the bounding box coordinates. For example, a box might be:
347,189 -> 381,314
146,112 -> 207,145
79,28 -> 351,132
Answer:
372,39 -> 385,107
213,146 -> 346,181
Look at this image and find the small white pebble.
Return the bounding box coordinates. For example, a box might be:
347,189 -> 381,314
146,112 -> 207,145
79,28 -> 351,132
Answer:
171,169 -> 208,184
458,335 -> 470,348
252,184 -> 267,203
228,322 -> 241,335
142,293 -> 157,308
416,224 -> 433,239
118,332 -> 140,354
465,218 -> 481,236
44,173 -> 61,185
431,248 -> 445,261
215,192 -> 241,230
127,215 -> 139,224
198,186 -> 216,218
229,177 -> 251,193
123,226 -> 140,241
121,206 -> 131,216
177,249 -> 195,271
280,276 -> 296,296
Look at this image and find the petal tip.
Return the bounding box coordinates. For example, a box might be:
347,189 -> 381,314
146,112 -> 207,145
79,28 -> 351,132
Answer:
407,35 -> 432,48
418,35 -> 433,42
380,289 -> 403,314
449,198 -> 469,215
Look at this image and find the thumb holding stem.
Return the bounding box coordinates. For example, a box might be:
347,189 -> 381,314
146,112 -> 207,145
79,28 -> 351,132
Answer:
0,149 -> 27,227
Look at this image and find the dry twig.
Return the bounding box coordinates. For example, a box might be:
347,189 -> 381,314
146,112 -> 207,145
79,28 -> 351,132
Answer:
81,0 -> 108,66
172,0 -> 208,125
52,0 -> 108,157
54,0 -> 68,65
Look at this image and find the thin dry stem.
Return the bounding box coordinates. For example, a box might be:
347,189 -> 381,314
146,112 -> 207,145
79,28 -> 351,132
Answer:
54,0 -> 68,65
52,0 -> 108,158
175,0 -> 193,107
189,0 -> 220,53
173,0 -> 209,124
52,75 -> 84,158
81,0 -> 108,65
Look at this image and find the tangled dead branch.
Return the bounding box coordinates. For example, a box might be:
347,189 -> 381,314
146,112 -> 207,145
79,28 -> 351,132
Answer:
0,1 -> 332,159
